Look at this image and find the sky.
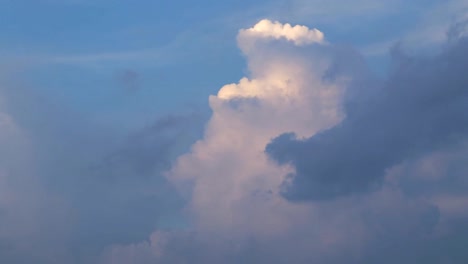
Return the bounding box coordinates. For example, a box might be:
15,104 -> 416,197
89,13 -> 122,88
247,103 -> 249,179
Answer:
1,0 -> 468,263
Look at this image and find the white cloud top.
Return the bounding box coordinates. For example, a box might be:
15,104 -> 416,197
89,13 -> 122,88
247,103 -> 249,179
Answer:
238,19 -> 325,52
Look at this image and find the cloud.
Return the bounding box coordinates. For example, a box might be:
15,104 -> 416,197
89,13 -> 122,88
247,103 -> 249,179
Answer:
266,34 -> 468,201
0,76 -> 205,263
99,19 -> 349,263
102,19 -> 468,264
166,19 -> 346,235
0,89 -> 72,264
238,19 -> 324,49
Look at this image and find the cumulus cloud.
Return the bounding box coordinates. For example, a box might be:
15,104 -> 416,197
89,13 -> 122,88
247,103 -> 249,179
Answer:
167,19 -> 345,236
102,19 -> 468,264
99,19 -> 347,263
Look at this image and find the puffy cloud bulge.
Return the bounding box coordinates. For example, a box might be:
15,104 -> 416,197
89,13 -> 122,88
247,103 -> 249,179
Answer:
235,19 -> 325,54
101,19 -> 468,264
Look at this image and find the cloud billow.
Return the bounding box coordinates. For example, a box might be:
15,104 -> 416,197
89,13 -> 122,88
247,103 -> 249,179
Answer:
266,37 -> 468,201
99,19 -> 468,264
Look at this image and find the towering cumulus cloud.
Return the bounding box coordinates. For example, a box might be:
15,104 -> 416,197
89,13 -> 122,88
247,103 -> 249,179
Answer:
102,20 -> 468,264
102,19 -> 350,263
168,18 -> 345,238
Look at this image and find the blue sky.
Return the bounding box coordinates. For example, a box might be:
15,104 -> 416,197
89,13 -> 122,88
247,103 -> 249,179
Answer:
1,0 -> 458,126
1,1 -> 468,263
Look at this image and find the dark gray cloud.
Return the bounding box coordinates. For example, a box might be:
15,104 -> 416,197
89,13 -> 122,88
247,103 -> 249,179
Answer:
266,35 -> 468,201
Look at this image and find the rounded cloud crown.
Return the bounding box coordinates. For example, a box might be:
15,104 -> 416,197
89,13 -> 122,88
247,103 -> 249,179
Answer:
237,19 -> 325,52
